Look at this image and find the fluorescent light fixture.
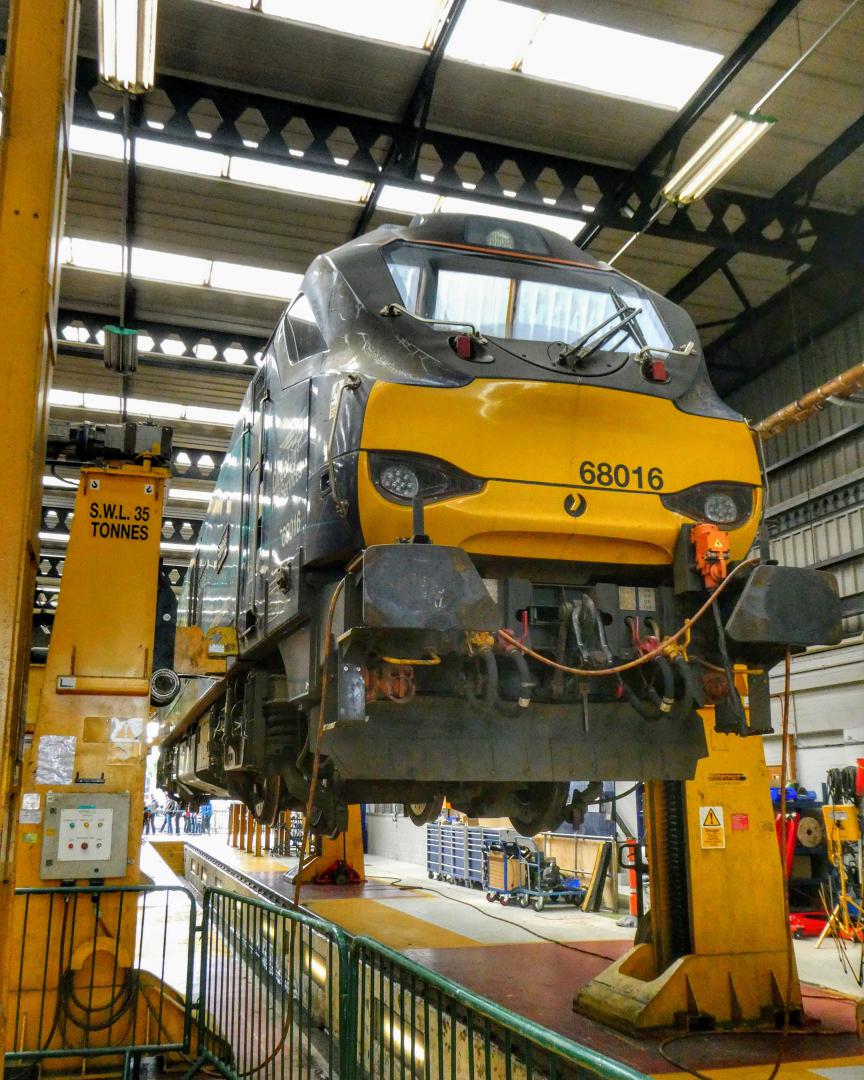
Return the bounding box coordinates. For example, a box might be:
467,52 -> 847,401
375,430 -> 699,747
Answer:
260,0 -> 448,49
661,112 -> 776,204
446,0 -> 722,111
446,0 -> 542,69
97,0 -> 158,94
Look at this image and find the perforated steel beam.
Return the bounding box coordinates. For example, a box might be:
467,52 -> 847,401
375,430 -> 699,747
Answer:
578,0 -> 804,249
70,57 -> 843,262
708,207 -> 864,393
668,112 -> 864,305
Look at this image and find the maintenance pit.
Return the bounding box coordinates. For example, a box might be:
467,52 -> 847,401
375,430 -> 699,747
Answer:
134,834 -> 864,1080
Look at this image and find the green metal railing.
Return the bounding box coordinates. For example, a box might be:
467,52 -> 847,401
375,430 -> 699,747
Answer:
6,882 -> 650,1080
191,888 -> 650,1080
353,935 -> 649,1080
4,885 -> 197,1076
190,887 -> 354,1080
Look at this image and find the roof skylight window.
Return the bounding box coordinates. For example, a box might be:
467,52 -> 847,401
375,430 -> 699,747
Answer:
60,236 -> 302,303
446,0 -> 722,111
446,0 -> 542,69
132,248 -> 211,286
136,137 -> 228,177
378,185 -> 439,216
259,0 -> 448,49
186,406 -> 239,426
168,487 -> 213,503
210,260 -> 302,299
64,237 -> 124,273
70,125 -> 125,159
227,157 -> 371,202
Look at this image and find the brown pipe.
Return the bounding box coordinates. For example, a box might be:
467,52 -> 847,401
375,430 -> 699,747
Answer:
754,360 -> 864,440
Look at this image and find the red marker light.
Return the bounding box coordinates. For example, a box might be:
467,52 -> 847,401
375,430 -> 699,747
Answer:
452,334 -> 474,360
643,358 -> 668,382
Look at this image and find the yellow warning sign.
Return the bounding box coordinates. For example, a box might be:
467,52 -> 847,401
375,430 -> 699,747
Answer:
699,805 -> 725,849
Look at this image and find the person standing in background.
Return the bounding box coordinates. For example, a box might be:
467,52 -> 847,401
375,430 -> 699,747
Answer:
201,801 -> 212,834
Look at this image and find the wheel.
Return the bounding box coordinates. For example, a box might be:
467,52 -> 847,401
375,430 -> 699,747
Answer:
508,783 -> 570,835
428,871 -> 434,879
406,796 -> 445,826
533,896 -> 546,913
499,894 -> 511,906
517,893 -> 530,909
236,775 -> 283,828
485,892 -> 496,903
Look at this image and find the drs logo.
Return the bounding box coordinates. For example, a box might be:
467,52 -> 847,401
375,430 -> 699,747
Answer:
89,500 -> 150,541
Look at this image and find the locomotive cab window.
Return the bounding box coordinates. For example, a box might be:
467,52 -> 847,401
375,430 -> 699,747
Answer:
384,242 -> 674,356
283,294 -> 327,364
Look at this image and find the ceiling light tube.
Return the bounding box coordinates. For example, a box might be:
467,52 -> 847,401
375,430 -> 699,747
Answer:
661,112 -> 775,205
98,0 -> 159,94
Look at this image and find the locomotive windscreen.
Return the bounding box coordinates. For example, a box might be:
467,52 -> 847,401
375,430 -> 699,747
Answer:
384,241 -> 674,353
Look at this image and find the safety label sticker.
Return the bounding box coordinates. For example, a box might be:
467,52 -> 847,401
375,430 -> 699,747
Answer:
699,805 -> 726,849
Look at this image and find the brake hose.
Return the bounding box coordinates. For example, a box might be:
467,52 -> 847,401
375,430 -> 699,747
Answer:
496,558 -> 759,678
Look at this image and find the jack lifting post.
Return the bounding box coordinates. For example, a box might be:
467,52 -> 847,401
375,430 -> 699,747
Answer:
575,711 -> 801,1034
0,0 -> 80,1038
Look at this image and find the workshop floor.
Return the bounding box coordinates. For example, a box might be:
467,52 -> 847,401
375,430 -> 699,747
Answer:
143,835 -> 864,1078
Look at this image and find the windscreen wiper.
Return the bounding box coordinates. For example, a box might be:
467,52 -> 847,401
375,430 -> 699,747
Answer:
559,288 -> 645,365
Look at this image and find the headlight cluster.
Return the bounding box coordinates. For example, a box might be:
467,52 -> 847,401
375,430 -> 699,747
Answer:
661,482 -> 755,528
369,452 -> 485,505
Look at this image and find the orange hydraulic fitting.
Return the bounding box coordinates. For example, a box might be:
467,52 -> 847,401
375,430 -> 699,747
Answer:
691,523 -> 730,589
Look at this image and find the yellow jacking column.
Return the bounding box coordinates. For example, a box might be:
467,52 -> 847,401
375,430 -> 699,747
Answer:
0,0 -> 80,1043
576,713 -> 798,1033
6,461 -> 190,1065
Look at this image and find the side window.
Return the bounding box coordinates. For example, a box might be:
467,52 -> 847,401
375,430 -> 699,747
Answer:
283,294 -> 327,364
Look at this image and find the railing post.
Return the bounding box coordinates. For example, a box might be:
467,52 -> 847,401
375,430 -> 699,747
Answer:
339,936 -> 358,1080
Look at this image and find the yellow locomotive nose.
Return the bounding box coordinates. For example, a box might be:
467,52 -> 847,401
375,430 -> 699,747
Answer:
357,379 -> 762,566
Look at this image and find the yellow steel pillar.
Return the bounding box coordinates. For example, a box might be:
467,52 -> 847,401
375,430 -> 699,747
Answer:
0,0 -> 79,1042
576,714 -> 797,1032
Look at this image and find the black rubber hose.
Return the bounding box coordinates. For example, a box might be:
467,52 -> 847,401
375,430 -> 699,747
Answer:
492,649 -> 535,716
622,677 -> 663,721
670,655 -> 698,719
480,647 -> 498,708
654,655 -> 676,715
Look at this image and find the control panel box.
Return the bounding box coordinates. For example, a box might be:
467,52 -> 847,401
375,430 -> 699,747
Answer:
40,792 -> 130,880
